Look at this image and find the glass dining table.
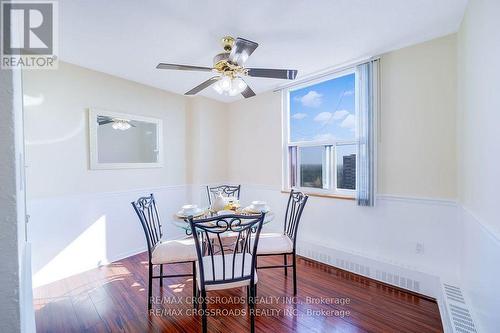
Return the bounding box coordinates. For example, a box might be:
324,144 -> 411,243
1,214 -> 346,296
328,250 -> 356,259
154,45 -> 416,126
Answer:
172,207 -> 275,236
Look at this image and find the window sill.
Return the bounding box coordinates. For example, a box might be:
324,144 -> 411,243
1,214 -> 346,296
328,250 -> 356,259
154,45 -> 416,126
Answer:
281,190 -> 355,201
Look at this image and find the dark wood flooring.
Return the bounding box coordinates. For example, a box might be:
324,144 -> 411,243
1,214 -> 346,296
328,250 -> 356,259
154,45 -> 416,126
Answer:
34,252 -> 443,333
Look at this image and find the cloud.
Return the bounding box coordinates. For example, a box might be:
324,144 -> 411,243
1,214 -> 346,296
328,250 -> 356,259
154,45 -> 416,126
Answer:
296,90 -> 322,108
291,113 -> 307,120
340,114 -> 355,130
313,133 -> 336,141
344,90 -> 354,96
332,110 -> 349,120
313,110 -> 350,126
313,112 -> 333,125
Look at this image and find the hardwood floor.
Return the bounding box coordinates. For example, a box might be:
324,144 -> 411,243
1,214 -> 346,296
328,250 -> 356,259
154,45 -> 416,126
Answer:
34,252 -> 443,333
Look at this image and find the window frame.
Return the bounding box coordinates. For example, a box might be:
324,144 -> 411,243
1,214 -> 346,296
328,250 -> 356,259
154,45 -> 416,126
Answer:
282,68 -> 359,197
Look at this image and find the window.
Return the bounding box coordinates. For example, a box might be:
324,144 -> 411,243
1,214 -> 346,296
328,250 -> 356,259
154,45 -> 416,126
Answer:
283,70 -> 358,197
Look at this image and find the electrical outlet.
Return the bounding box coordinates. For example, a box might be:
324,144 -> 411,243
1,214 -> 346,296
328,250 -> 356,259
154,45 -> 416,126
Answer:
415,243 -> 424,254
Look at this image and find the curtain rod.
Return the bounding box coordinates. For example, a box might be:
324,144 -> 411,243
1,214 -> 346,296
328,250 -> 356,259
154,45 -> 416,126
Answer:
273,56 -> 380,92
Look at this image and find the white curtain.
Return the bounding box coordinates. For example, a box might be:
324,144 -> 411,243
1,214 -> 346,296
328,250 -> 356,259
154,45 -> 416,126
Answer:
356,60 -> 378,206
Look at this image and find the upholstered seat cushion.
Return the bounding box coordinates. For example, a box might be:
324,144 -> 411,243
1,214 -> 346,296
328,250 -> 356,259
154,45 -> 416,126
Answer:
151,238 -> 198,264
197,253 -> 258,291
253,233 -> 293,255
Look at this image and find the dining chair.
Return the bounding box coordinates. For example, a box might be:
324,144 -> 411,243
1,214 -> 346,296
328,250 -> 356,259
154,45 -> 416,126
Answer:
206,184 -> 241,206
255,190 -> 308,295
188,213 -> 265,333
131,193 -> 198,311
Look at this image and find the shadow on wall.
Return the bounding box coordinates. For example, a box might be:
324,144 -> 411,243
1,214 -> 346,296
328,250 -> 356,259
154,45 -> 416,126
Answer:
33,214 -> 108,287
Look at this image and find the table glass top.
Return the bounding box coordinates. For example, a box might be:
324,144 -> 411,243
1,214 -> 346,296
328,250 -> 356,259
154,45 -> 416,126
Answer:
172,206 -> 274,234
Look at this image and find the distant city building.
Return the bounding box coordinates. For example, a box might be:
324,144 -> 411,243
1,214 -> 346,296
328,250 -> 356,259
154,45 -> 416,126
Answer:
341,154 -> 356,189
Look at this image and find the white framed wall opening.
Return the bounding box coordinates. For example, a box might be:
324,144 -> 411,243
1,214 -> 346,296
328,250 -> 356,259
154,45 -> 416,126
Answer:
282,68 -> 360,198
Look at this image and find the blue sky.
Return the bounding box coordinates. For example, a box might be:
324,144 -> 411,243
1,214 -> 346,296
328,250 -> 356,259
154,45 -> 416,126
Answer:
289,73 -> 355,143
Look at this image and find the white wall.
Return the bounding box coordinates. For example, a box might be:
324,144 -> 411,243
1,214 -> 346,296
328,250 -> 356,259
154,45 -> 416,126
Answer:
0,67 -> 35,331
457,0 -> 500,331
0,65 -> 22,333
23,62 -> 228,286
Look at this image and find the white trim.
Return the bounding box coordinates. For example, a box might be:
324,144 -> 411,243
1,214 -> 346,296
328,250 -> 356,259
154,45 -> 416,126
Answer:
88,108 -> 164,170
31,184 -> 190,201
21,242 -> 36,333
109,245 -> 147,265
376,194 -> 457,207
436,297 -> 454,333
281,90 -> 290,189
287,67 -> 357,95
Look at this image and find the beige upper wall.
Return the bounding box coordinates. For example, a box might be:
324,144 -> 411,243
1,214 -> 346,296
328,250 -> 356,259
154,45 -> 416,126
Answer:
379,34 -> 457,198
23,62 -> 228,199
227,91 -> 283,187
228,34 -> 458,199
186,96 -> 229,185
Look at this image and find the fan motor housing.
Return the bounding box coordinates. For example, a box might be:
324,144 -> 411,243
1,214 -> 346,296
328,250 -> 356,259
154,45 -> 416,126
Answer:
213,52 -> 230,71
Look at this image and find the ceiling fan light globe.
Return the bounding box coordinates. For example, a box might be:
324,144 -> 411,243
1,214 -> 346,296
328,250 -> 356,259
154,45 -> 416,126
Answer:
220,76 -> 231,90
112,120 -> 131,131
228,87 -> 240,96
212,81 -> 223,94
234,77 -> 247,91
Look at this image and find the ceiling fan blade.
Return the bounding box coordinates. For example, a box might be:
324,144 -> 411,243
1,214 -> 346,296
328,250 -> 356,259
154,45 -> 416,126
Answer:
97,116 -> 113,125
229,37 -> 259,66
98,119 -> 114,126
185,77 -> 220,95
156,63 -> 213,72
241,84 -> 256,99
247,68 -> 298,80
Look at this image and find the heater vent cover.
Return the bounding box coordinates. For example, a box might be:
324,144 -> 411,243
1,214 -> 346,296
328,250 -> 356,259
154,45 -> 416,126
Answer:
443,284 -> 478,333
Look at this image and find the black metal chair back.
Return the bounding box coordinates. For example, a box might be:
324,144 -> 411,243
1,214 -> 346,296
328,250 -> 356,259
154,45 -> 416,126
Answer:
206,184 -> 241,205
188,213 -> 265,290
283,190 -> 308,249
131,194 -> 163,261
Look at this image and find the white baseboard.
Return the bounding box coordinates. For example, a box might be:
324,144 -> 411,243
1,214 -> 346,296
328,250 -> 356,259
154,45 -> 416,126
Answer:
296,239 -> 441,297
296,239 -> 457,332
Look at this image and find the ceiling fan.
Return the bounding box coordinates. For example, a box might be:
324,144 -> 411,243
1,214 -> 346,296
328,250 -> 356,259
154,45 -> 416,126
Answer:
156,36 -> 298,98
97,115 -> 135,131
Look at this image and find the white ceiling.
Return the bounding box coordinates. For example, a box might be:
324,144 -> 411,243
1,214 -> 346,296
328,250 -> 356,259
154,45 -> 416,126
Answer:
59,0 -> 467,103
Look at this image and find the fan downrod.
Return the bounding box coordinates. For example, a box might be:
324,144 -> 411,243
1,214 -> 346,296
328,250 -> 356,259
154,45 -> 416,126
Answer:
221,36 -> 234,52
